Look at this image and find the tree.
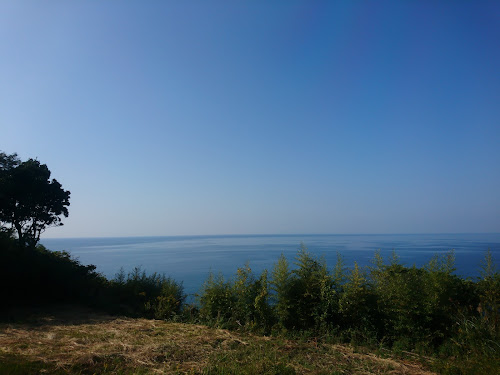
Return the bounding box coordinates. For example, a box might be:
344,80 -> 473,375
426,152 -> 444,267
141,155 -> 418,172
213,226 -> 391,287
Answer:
0,151 -> 70,248
0,151 -> 20,171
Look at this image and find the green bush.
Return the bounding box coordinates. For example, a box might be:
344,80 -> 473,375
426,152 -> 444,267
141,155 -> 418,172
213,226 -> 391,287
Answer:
270,253 -> 292,330
232,265 -> 273,331
0,234 -> 105,311
269,246 -> 343,332
198,265 -> 273,330
289,246 -> 333,331
197,245 -> 499,375
106,267 -> 185,319
198,271 -> 236,327
477,250 -> 500,330
1,233 -> 185,320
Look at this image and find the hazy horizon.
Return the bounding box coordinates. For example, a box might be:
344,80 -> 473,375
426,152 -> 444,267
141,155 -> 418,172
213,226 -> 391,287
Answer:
2,2 -> 499,238
41,232 -> 500,240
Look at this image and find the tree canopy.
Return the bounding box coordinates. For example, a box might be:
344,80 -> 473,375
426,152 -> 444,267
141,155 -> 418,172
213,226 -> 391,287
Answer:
0,152 -> 70,247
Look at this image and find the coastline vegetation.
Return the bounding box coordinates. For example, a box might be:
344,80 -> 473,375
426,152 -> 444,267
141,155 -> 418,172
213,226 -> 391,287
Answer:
1,232 -> 499,374
1,152 -> 499,373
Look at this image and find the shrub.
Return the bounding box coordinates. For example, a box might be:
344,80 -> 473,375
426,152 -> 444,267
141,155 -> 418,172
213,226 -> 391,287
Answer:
271,253 -> 292,329
232,264 -> 273,331
270,245 -> 341,332
146,277 -> 185,319
290,245 -> 334,331
339,261 -> 376,342
477,249 -> 500,331
198,271 -> 236,326
106,267 -> 185,319
0,234 -> 105,310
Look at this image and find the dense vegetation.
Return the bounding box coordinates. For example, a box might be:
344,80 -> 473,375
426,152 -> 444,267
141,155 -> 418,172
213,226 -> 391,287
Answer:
1,152 -> 499,373
197,245 -> 499,374
0,233 -> 185,321
1,233 -> 499,374
0,152 -> 70,248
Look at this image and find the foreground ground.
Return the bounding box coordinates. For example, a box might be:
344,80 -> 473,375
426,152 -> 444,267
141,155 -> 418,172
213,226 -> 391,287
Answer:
0,306 -> 435,375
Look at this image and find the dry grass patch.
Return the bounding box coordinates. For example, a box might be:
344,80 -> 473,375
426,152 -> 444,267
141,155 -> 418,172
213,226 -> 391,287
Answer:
0,306 -> 435,374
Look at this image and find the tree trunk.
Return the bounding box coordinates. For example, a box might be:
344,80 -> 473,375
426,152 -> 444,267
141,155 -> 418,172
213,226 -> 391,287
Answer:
14,222 -> 24,248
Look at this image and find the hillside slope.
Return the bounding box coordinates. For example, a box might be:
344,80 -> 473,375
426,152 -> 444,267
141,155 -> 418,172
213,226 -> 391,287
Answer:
0,306 -> 434,375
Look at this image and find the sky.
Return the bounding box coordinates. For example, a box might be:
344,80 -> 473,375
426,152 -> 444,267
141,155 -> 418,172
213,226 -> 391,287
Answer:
1,1 -> 499,238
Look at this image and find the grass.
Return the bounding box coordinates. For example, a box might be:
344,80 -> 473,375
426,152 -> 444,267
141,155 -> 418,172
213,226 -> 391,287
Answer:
0,306 -> 435,375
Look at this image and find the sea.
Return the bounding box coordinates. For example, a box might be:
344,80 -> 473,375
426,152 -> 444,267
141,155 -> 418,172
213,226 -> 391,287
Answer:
41,233 -> 500,298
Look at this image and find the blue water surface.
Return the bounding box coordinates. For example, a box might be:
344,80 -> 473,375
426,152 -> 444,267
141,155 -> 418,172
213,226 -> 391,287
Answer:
41,233 -> 500,298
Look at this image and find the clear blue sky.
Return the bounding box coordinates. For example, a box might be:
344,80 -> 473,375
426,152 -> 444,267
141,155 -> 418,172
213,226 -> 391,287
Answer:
1,1 -> 499,237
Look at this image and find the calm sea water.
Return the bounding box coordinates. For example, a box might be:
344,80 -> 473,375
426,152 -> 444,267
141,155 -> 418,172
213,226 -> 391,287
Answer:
41,234 -> 500,298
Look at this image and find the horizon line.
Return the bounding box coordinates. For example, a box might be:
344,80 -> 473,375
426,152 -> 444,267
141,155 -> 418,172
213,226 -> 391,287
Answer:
41,232 -> 500,240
